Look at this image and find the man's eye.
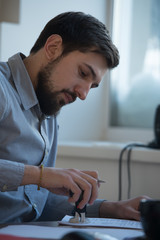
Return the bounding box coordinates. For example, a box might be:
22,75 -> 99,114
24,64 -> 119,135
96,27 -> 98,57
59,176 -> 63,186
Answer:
80,70 -> 87,78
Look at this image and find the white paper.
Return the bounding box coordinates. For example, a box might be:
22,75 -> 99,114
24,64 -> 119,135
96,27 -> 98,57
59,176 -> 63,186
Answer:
59,215 -> 143,230
0,224 -> 144,240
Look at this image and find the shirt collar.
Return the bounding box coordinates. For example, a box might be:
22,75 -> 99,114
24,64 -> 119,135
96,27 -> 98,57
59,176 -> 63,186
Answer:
8,53 -> 38,110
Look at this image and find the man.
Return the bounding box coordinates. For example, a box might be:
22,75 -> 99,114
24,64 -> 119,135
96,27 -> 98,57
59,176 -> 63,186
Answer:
0,11 -> 147,223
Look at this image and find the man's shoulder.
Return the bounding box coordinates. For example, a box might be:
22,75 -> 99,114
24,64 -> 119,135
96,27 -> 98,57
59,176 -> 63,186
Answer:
0,53 -> 22,82
0,60 -> 14,121
0,60 -> 11,84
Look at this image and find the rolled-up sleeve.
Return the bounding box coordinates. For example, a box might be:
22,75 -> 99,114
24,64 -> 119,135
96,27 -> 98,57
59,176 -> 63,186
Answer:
0,160 -> 24,191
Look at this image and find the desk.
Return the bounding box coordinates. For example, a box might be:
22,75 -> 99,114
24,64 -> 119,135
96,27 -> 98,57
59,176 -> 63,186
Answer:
0,221 -> 145,240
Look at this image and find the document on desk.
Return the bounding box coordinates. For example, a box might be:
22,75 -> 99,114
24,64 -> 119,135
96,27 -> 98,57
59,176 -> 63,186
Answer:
59,215 -> 143,230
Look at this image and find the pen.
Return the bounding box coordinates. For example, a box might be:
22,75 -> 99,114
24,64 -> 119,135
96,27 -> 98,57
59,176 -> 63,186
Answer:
98,179 -> 106,183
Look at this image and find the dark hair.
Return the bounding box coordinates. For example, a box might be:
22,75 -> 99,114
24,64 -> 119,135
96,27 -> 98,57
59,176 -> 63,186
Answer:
30,11 -> 119,69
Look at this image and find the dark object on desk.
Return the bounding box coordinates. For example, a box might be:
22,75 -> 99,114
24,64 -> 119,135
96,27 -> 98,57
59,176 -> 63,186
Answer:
139,199 -> 160,240
69,190 -> 86,223
123,236 -> 147,240
148,104 -> 160,149
61,231 -> 94,240
74,190 -> 86,221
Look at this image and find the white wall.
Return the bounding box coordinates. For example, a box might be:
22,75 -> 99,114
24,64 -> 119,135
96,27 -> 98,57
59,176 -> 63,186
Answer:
0,0 -> 107,60
0,0 -> 109,142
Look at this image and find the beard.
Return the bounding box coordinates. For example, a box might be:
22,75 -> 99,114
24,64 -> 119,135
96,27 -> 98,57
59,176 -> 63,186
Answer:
35,59 -> 77,116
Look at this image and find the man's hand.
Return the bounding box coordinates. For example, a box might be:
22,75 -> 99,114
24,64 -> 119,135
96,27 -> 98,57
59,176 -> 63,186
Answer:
44,168 -> 99,209
99,195 -> 150,221
21,166 -> 100,209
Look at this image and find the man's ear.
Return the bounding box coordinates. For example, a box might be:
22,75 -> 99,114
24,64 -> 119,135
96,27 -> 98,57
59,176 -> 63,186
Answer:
44,34 -> 63,61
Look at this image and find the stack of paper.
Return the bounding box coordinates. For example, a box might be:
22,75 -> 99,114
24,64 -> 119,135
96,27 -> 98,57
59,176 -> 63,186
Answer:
59,215 -> 143,230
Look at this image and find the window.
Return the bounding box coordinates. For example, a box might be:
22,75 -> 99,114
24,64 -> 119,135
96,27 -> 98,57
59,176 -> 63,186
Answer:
109,0 -> 160,131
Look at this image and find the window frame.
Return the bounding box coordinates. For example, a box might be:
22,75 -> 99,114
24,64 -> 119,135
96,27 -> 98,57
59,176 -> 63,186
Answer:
105,0 -> 154,143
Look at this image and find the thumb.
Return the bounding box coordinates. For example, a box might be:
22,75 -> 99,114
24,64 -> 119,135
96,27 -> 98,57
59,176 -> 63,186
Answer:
126,207 -> 140,221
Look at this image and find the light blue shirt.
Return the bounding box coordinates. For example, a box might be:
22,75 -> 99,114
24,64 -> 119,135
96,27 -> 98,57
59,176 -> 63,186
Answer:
0,53 -> 103,223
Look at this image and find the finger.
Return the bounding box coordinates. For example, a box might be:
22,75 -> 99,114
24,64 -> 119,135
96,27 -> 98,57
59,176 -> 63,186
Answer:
75,179 -> 98,209
127,208 -> 140,221
67,180 -> 91,208
68,184 -> 82,203
82,170 -> 99,180
77,182 -> 92,209
65,169 -> 99,208
81,170 -> 101,199
67,176 -> 92,208
77,172 -> 99,205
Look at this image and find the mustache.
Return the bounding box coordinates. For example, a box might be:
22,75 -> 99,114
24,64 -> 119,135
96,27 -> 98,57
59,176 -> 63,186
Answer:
61,89 -> 77,103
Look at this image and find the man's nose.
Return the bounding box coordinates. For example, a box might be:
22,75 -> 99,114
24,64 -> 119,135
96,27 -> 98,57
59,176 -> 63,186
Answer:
74,83 -> 91,100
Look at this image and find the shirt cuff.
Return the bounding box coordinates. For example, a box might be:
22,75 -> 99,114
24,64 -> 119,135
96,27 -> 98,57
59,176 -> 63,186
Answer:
0,160 -> 25,191
86,199 -> 106,218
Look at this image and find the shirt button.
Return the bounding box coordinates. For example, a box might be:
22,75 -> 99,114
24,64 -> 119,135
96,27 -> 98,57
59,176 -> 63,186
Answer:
45,150 -> 49,156
2,184 -> 7,192
33,203 -> 37,209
